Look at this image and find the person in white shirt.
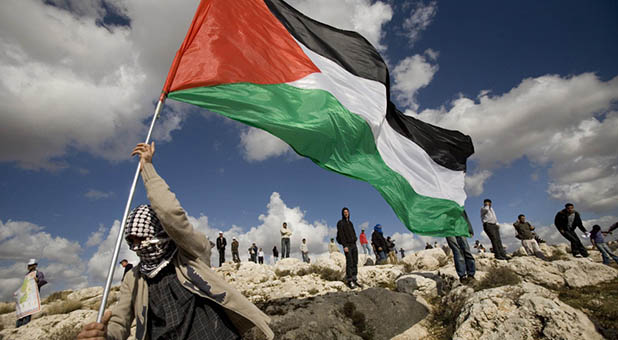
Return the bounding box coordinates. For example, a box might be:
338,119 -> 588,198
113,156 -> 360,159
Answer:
280,222 -> 292,258
300,238 -> 310,263
480,199 -> 510,260
258,248 -> 265,264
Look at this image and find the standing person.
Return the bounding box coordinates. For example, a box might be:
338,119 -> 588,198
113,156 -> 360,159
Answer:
272,246 -> 279,264
590,225 -> 618,265
481,199 -> 510,260
16,259 -> 47,328
399,248 -> 405,258
249,243 -> 258,263
513,215 -> 546,260
371,224 -> 388,264
120,259 -> 134,281
359,229 -> 372,255
77,142 -> 273,340
258,248 -> 264,264
280,222 -> 292,259
300,239 -> 310,263
433,241 -> 439,249
337,207 -> 362,289
554,203 -> 589,257
445,224 -> 476,284
386,236 -> 397,264
231,237 -> 240,263
328,238 -> 339,253
216,231 -> 227,267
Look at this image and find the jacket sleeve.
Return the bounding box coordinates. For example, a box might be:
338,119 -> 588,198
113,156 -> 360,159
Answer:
554,213 -> 563,230
107,269 -> 135,340
574,213 -> 587,232
141,163 -> 209,260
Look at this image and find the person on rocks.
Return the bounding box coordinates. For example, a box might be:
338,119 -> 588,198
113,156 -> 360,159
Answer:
433,241 -> 439,249
280,222 -> 292,259
77,142 -> 273,340
554,203 -> 589,257
16,259 -> 47,328
216,231 -> 227,267
258,248 -> 264,264
386,236 -> 397,264
399,248 -> 406,258
359,228 -> 372,255
120,259 -> 134,281
272,246 -> 279,264
328,238 -> 340,253
445,223 -> 476,284
337,207 -> 362,289
481,199 -> 510,260
590,225 -> 618,265
300,238 -> 310,263
371,224 -> 388,264
231,237 -> 240,263
249,243 -> 258,263
513,214 -> 546,260
425,242 -> 433,249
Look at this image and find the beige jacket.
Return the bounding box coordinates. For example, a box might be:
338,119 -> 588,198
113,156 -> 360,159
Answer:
107,163 -> 273,340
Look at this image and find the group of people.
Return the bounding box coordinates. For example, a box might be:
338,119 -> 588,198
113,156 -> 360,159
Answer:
445,199 -> 618,284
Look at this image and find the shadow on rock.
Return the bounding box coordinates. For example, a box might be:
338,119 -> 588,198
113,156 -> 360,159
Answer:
244,287 -> 429,340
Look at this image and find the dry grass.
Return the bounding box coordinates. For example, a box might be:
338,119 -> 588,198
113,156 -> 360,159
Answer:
42,290 -> 72,304
53,324 -> 82,340
547,248 -> 570,261
556,280 -> 618,339
0,301 -> 15,314
91,294 -> 119,311
342,301 -> 375,340
46,299 -> 82,315
473,266 -> 521,291
274,265 -> 343,281
427,295 -> 466,340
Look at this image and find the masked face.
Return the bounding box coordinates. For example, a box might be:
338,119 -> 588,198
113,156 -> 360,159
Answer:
125,205 -> 176,277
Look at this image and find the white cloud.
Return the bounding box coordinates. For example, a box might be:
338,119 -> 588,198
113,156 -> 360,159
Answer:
86,221 -> 139,284
414,73 -> 618,212
85,225 -> 106,247
84,189 -> 113,200
402,1 -> 437,46
287,0 -> 393,51
0,219 -> 85,300
392,51 -> 439,110
239,127 -> 293,162
0,0 -> 196,170
465,170 -> 492,197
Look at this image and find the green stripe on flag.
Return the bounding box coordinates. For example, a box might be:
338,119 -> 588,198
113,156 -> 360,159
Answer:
169,83 -> 469,236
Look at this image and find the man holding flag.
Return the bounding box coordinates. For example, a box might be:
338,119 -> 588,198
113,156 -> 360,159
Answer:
77,142 -> 273,340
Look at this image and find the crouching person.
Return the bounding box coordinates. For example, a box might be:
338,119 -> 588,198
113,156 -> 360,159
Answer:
77,142 -> 273,340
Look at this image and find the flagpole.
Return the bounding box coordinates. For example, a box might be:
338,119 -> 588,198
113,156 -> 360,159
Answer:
96,98 -> 166,323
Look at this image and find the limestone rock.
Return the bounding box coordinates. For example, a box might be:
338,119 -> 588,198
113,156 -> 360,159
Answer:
395,273 -> 439,297
273,258 -> 311,276
357,265 -> 402,287
66,286 -> 103,302
512,246 -> 528,257
402,248 -> 447,271
0,309 -> 97,340
453,282 -> 603,340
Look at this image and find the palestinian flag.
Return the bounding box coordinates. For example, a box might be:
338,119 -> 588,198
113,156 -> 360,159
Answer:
163,0 -> 475,236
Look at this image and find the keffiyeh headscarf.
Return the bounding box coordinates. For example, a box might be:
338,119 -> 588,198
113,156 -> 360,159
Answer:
125,204 -> 177,278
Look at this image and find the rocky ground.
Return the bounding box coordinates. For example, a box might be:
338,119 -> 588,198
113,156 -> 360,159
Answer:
1,242 -> 617,340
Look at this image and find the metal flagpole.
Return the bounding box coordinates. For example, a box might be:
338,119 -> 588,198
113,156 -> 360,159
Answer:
96,98 -> 166,322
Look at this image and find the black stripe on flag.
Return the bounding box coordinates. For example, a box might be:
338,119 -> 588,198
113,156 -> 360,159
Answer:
265,0 -> 474,172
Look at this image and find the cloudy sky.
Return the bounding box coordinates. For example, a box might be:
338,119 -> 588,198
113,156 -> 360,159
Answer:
1,0 -> 617,300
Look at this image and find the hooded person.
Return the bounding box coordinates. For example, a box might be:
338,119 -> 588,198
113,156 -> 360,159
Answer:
336,207 -> 362,289
371,224 -> 388,263
77,142 -> 273,340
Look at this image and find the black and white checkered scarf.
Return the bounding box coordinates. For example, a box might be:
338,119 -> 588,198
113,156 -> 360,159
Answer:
125,205 -> 177,278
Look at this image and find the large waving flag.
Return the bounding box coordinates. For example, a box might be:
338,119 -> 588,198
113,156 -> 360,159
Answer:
163,0 -> 475,236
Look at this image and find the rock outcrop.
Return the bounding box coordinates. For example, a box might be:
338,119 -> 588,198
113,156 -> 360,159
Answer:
0,243 -> 616,340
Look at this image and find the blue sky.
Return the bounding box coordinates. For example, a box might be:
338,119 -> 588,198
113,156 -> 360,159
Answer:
1,0 -> 617,299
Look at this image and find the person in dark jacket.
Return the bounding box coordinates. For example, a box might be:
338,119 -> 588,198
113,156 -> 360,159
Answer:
272,246 -> 279,263
554,203 -> 589,257
231,237 -> 240,263
216,231 -> 227,267
336,207 -> 362,289
371,224 -> 388,264
120,259 -> 134,281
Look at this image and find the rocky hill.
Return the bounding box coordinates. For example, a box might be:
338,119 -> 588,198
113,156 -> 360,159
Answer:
1,242 -> 617,340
